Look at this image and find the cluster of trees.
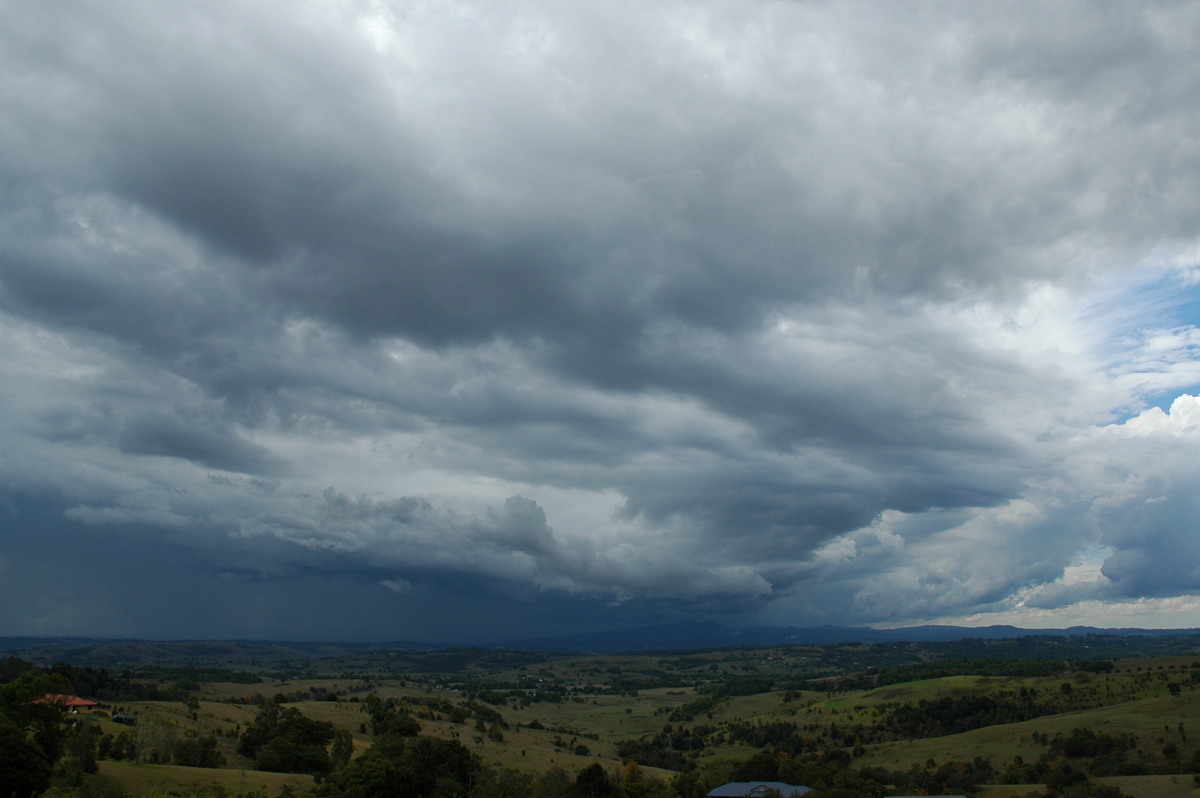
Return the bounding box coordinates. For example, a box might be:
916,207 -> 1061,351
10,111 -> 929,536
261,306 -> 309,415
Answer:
238,701 -> 352,775
20,702 -> 228,775
0,656 -> 246,797
0,668 -> 69,798
313,693 -> 491,797
795,658 -> 1115,695
1001,727 -> 1181,780
0,661 -> 157,797
688,745 -> 1137,798
91,724 -> 225,768
665,677 -> 783,722
8,642 -> 1200,798
234,691 -> 515,792
361,694 -> 422,738
227,695 -> 707,797
231,686 -> 344,705
322,749 -> 695,798
813,658 -> 1115,694
621,723 -> 1190,798
879,691 -> 1058,738
135,664 -> 263,685
273,707 -> 1150,798
667,694 -> 722,722
1,656 -> 170,703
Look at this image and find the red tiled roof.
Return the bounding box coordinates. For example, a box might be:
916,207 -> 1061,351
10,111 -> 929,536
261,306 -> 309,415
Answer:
39,693 -> 98,708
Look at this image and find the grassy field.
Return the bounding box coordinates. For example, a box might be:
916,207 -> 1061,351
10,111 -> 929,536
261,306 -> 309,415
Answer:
96,761 -> 313,795
852,678 -> 1200,773
56,648 -> 1200,797
976,776 -> 1199,798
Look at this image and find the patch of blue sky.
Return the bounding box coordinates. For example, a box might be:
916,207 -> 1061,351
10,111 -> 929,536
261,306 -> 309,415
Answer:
1090,261 -> 1200,421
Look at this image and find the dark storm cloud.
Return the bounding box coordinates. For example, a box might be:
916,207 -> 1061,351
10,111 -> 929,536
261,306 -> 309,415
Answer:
117,410 -> 284,475
13,1 -> 1195,351
3,0 -> 1200,639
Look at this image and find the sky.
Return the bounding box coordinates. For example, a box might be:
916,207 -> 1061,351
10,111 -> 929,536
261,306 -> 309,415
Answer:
3,1 -> 1200,644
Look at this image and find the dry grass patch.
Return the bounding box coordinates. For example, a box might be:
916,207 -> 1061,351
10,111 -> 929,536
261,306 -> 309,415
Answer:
1096,774 -> 1197,798
97,761 -> 311,796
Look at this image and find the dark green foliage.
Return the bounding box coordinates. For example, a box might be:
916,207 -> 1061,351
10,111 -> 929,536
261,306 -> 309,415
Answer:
362,694 -> 422,738
776,755 -> 888,796
115,730 -> 137,761
49,772 -> 129,798
256,735 -> 333,775
667,694 -> 721,722
1026,784 -> 1131,798
331,727 -> 354,768
731,750 -> 779,781
669,772 -> 708,798
133,665 -> 264,684
527,766 -> 575,798
616,737 -> 689,771
576,762 -> 617,797
27,660 -> 169,703
238,700 -> 336,774
1044,763 -> 1092,793
0,670 -> 71,764
882,692 -> 1057,737
701,677 -> 777,697
473,767 -> 536,798
172,730 -> 226,767
801,655 -> 1116,692
0,719 -> 52,798
474,689 -> 510,705
722,720 -> 813,752
1049,728 -> 1136,760
0,656 -> 37,684
323,735 -> 481,798
461,698 -> 508,727
65,719 -> 100,773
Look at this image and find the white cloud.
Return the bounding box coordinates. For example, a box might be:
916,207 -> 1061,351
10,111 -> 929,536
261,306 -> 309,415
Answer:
3,0 -> 1200,639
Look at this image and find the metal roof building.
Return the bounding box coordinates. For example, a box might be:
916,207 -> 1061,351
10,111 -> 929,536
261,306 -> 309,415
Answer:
706,782 -> 813,798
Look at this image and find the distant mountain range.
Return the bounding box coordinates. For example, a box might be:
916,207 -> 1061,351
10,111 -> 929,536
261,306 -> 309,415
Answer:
3,622 -> 1197,665
494,621 -> 1200,653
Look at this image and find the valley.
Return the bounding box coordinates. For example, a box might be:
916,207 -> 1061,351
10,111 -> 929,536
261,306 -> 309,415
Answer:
6,633 -> 1200,797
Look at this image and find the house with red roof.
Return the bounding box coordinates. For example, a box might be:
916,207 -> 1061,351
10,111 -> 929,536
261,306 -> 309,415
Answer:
38,693 -> 99,712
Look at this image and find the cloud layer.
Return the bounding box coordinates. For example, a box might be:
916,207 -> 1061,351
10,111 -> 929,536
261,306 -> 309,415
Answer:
2,0 -> 1200,641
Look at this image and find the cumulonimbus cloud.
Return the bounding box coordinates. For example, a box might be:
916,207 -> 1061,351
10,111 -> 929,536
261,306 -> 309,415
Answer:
2,0 -> 1200,638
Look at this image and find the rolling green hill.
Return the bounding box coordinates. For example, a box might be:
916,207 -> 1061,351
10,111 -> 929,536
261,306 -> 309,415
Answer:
9,634 -> 1200,797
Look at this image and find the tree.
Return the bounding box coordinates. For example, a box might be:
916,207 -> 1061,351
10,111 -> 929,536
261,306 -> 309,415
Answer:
529,766 -> 575,798
0,719 -> 52,798
0,670 -> 71,764
363,694 -> 421,738
66,719 -> 100,773
109,730 -> 135,761
1045,763 -> 1088,793
172,731 -> 225,768
331,728 -> 354,769
134,717 -> 174,764
576,762 -> 616,798
324,746 -> 417,797
324,735 -> 481,798
474,767 -> 535,798
671,772 -> 708,798
239,701 -> 336,775
733,750 -> 780,781
257,736 -> 333,775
